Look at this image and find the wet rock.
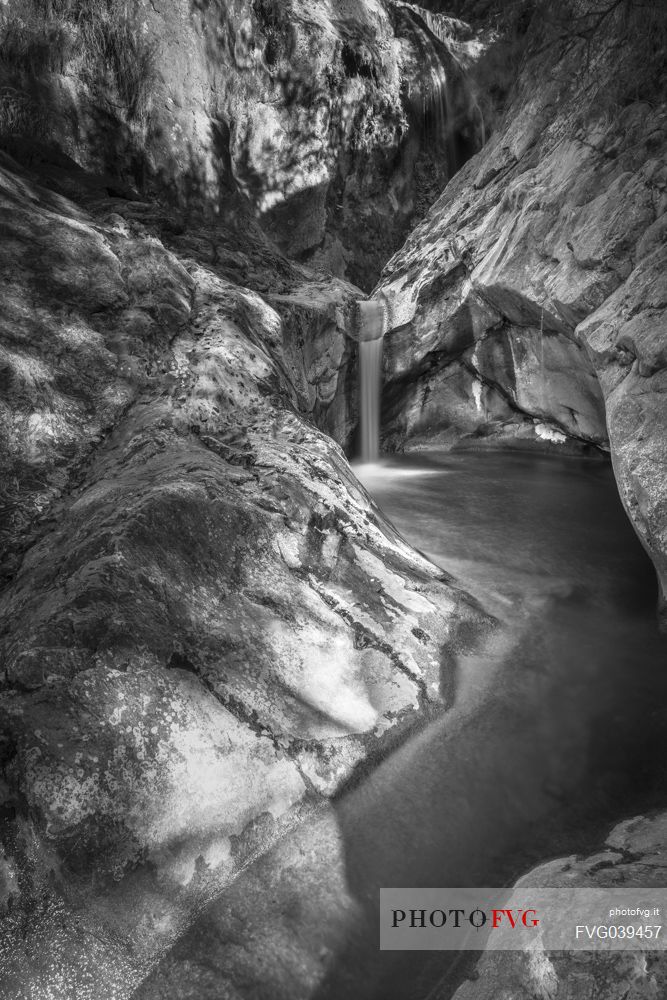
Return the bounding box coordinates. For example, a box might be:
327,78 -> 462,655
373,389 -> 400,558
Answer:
375,13 -> 667,613
578,245 -> 667,623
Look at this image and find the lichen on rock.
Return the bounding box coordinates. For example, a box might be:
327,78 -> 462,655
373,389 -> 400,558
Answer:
0,145 -> 489,996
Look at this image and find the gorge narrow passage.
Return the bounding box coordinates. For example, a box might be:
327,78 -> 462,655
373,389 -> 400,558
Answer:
137,450 -> 667,1000
3,2 -> 667,998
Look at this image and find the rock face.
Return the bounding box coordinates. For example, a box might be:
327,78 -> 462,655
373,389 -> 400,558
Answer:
0,151 -> 488,997
0,2 -> 494,994
450,811 -> 667,1000
580,244 -> 667,626
1,2 -> 666,998
374,3 -> 667,616
0,0 -> 484,289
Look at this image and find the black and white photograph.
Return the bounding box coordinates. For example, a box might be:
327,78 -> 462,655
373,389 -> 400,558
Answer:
0,1 -> 666,997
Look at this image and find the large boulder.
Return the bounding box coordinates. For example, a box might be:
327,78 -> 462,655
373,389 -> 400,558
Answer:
0,156 -> 489,997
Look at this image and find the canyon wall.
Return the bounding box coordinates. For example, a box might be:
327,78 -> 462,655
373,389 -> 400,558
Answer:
1,1 -> 666,997
0,0 -> 494,983
0,7 -> 490,991
375,1 -> 667,620
0,0 -> 484,289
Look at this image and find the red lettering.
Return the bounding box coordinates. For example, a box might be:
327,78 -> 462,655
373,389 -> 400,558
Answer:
492,909 -> 520,929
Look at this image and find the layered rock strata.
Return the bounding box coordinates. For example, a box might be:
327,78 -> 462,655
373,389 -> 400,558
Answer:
0,152 -> 488,998
0,0 -> 485,289
375,6 -> 667,617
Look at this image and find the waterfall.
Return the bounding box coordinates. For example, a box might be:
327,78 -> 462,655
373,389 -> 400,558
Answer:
357,299 -> 385,463
475,99 -> 486,147
359,337 -> 383,463
397,1 -> 487,167
539,307 -> 546,412
399,3 -> 460,174
420,57 -> 453,168
441,72 -> 459,178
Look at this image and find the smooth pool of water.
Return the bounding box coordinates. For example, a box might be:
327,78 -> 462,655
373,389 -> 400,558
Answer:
137,451 -> 667,1000
321,451 -> 667,998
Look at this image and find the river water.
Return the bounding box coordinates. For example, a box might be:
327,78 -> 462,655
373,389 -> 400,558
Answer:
137,451 -> 667,1000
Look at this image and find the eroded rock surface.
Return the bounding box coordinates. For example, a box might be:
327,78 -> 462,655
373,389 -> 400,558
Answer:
0,0 -> 485,289
374,8 -> 667,613
0,153 -> 489,998
579,244 -> 667,626
2,3 -> 666,998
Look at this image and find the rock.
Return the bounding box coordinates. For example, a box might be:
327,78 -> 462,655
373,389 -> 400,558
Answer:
0,159 -> 490,997
2,4 -> 666,998
578,245 -> 667,623
0,0 -> 486,290
0,161 -> 193,584
374,8 -> 667,615
449,811 -> 667,1000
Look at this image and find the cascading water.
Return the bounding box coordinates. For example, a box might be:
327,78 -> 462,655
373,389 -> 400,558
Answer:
539,307 -> 546,412
441,70 -> 459,178
359,338 -> 383,462
397,1 -> 487,170
413,18 -> 458,172
357,299 -> 386,463
354,9 -> 488,460
421,8 -> 457,46
475,98 -> 486,147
